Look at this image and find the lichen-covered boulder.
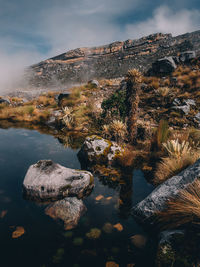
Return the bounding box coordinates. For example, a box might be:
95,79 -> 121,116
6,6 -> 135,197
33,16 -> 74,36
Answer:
78,135 -> 124,166
45,197 -> 86,230
23,160 -> 94,201
132,159 -> 200,224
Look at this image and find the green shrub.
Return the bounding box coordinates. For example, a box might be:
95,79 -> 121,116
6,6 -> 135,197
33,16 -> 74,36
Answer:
101,89 -> 127,120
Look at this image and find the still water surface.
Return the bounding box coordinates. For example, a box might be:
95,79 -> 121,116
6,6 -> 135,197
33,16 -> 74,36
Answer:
0,128 -> 154,267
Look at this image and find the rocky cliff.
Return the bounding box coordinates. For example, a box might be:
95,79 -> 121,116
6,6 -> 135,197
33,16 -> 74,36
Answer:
28,30 -> 200,87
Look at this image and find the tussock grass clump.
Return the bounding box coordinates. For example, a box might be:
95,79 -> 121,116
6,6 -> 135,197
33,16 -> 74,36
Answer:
154,153 -> 199,185
157,179 -> 200,229
62,106 -> 74,129
115,148 -> 136,168
156,87 -> 170,97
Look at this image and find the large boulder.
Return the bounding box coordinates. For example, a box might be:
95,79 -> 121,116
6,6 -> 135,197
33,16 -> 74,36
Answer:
45,110 -> 62,127
152,57 -> 177,74
45,197 -> 86,230
78,135 -> 124,166
23,160 -> 94,201
0,98 -> 10,105
132,159 -> 200,224
179,51 -> 196,63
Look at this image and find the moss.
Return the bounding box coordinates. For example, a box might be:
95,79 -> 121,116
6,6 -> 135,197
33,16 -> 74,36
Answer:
59,184 -> 72,194
89,175 -> 94,185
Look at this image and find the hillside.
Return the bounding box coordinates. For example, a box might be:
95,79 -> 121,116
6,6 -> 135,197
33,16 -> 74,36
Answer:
28,30 -> 200,87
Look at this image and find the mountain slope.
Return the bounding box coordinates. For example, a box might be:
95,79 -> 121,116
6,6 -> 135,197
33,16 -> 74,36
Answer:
29,30 -> 200,87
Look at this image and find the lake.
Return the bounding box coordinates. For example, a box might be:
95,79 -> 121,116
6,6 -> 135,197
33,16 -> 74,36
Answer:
0,127 -> 155,267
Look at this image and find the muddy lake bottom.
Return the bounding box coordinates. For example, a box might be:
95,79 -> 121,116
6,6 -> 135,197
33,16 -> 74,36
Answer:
0,127 -> 156,267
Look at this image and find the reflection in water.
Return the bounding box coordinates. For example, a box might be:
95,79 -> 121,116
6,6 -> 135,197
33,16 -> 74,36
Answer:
0,125 -> 157,267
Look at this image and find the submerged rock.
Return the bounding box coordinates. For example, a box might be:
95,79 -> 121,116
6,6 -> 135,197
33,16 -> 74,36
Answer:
86,228 -> 101,239
130,234 -> 147,249
78,135 -> 124,166
132,159 -> 200,224
23,160 -> 94,201
155,230 -> 200,267
45,197 -> 86,230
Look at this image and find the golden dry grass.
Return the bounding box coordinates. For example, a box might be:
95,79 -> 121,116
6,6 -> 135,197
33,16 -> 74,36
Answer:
157,179 -> 200,229
154,152 -> 200,185
115,148 -> 136,168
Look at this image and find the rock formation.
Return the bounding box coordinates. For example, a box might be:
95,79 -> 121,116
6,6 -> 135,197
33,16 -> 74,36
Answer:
23,159 -> 94,201
28,30 -> 200,86
132,159 -> 200,224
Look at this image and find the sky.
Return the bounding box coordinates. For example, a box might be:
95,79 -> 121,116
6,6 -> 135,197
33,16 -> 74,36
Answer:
0,0 -> 200,91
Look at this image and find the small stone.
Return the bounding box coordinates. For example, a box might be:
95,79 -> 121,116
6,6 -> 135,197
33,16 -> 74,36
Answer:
95,195 -> 104,201
63,231 -> 73,238
86,228 -> 101,239
52,248 -> 64,264
102,223 -> 113,234
73,237 -> 84,246
12,226 -> 25,239
130,234 -> 147,249
113,223 -> 123,232
106,261 -> 119,267
45,197 -> 86,230
0,210 -> 7,218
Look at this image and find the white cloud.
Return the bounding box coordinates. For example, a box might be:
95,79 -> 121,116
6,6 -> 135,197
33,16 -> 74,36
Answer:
125,6 -> 200,38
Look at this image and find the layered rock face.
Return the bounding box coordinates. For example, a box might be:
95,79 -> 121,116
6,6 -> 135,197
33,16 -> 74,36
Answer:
29,30 -> 200,86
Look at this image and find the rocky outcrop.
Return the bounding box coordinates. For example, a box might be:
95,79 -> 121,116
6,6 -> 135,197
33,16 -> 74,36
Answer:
28,30 -> 200,86
45,197 -> 86,230
23,160 -> 94,201
78,135 -> 124,166
179,51 -> 196,63
0,98 -> 10,105
171,98 -> 196,115
152,57 -> 177,74
132,159 -> 200,224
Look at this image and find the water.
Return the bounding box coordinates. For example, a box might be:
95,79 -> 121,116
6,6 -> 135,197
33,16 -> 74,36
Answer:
0,127 -> 155,267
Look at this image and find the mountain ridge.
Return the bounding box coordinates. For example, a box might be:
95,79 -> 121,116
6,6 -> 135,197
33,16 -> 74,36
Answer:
29,30 -> 200,87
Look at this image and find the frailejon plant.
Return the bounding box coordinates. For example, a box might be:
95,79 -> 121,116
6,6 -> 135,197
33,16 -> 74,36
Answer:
110,120 -> 127,143
62,106 -> 74,129
126,69 -> 142,145
162,139 -> 191,158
